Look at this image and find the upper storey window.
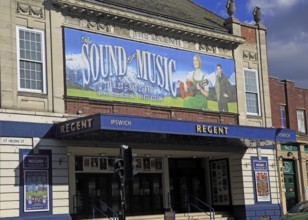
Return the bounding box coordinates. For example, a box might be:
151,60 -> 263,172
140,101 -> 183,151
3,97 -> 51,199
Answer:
297,109 -> 306,134
16,26 -> 46,93
244,68 -> 260,115
280,105 -> 288,128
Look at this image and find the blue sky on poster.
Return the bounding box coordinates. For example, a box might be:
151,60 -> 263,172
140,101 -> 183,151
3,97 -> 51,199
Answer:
192,0 -> 308,88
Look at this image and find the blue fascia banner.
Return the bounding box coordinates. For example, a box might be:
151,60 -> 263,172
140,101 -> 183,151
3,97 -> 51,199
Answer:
56,114 -> 296,143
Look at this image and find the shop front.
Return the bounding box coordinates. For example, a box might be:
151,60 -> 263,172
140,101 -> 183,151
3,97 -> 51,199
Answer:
55,113 -> 296,219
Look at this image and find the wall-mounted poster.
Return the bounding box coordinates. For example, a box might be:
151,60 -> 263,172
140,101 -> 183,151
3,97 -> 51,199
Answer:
24,170 -> 49,212
64,28 -> 237,113
255,171 -> 270,202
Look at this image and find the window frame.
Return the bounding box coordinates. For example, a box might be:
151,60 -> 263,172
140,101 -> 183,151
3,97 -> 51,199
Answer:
16,26 -> 46,94
297,109 -> 306,134
243,68 -> 261,116
306,160 -> 308,182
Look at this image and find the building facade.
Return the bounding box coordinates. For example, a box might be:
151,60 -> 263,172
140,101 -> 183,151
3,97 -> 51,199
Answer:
0,0 -> 295,219
270,77 -> 308,213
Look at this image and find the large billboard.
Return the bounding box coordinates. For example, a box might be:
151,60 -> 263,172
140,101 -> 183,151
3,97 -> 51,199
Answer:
64,28 -> 237,113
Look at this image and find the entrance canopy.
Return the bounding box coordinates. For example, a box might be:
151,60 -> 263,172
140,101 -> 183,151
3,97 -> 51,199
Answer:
55,114 -> 296,146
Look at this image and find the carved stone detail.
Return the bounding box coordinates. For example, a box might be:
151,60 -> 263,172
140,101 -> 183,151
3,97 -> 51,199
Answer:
16,2 -> 44,19
253,7 -> 262,24
199,43 -> 232,58
243,51 -> 258,61
82,20 -> 110,32
52,0 -> 245,46
226,0 -> 236,17
199,44 -> 217,54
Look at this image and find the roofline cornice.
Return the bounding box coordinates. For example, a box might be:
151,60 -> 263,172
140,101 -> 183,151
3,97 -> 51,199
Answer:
51,0 -> 245,47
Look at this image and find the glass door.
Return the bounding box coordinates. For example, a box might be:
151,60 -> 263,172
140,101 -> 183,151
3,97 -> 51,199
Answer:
75,173 -> 118,218
126,173 -> 163,215
169,159 -> 205,213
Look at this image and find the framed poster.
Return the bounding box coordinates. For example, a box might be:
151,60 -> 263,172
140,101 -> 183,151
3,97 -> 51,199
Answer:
99,158 -> 107,171
155,159 -> 162,170
143,158 -> 151,171
83,157 -> 91,171
24,170 -> 49,212
135,158 -> 143,171
108,158 -> 114,171
90,157 -> 99,171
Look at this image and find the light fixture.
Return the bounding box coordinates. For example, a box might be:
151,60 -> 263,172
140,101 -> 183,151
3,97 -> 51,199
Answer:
166,154 -> 171,158
192,155 -> 197,159
99,153 -> 106,156
287,152 -> 293,157
145,154 -> 150,158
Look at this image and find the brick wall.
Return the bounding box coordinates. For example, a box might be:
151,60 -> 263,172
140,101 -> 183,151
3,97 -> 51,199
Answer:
65,97 -> 238,124
269,76 -> 308,132
241,26 -> 257,44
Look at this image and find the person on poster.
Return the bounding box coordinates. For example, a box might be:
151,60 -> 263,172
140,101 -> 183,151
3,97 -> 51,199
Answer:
215,64 -> 232,112
181,55 -> 209,110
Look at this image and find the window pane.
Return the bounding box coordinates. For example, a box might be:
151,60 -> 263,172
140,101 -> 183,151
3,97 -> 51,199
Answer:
36,33 -> 41,42
31,32 -> 35,41
246,93 -> 258,114
25,31 -> 30,40
244,70 -> 257,92
19,30 -> 24,39
297,110 -> 306,133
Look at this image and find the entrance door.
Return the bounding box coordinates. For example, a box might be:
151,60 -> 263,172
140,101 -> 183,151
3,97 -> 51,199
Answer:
75,173 -> 163,218
283,160 -> 298,211
75,173 -> 118,218
169,159 -> 205,213
126,173 -> 163,215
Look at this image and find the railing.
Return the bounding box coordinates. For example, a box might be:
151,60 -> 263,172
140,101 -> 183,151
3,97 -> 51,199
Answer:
73,194 -> 118,220
187,194 -> 215,220
92,199 -> 119,220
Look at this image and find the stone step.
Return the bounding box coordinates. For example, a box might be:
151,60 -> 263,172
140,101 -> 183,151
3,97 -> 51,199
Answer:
81,212 -> 234,220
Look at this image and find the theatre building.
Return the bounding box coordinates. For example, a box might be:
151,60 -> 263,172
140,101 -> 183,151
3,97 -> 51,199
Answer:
269,77 -> 308,214
0,0 -> 295,219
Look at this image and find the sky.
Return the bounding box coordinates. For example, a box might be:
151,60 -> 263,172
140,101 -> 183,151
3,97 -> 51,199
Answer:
192,0 -> 308,89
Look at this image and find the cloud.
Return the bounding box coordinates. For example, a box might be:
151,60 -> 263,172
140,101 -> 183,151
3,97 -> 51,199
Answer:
247,0 -> 299,16
245,0 -> 308,88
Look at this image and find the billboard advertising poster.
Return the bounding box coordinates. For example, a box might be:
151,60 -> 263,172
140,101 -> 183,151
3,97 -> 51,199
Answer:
24,170 -> 49,212
64,28 -> 237,113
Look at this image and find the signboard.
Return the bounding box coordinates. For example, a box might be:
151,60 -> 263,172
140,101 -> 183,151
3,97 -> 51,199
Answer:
55,114 -> 297,142
164,211 -> 175,220
24,170 -> 49,212
64,28 -> 237,113
23,155 -> 49,169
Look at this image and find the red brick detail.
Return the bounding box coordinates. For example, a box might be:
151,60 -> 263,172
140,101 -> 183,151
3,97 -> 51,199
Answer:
269,76 -> 308,133
65,97 -> 239,125
241,26 -> 257,44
